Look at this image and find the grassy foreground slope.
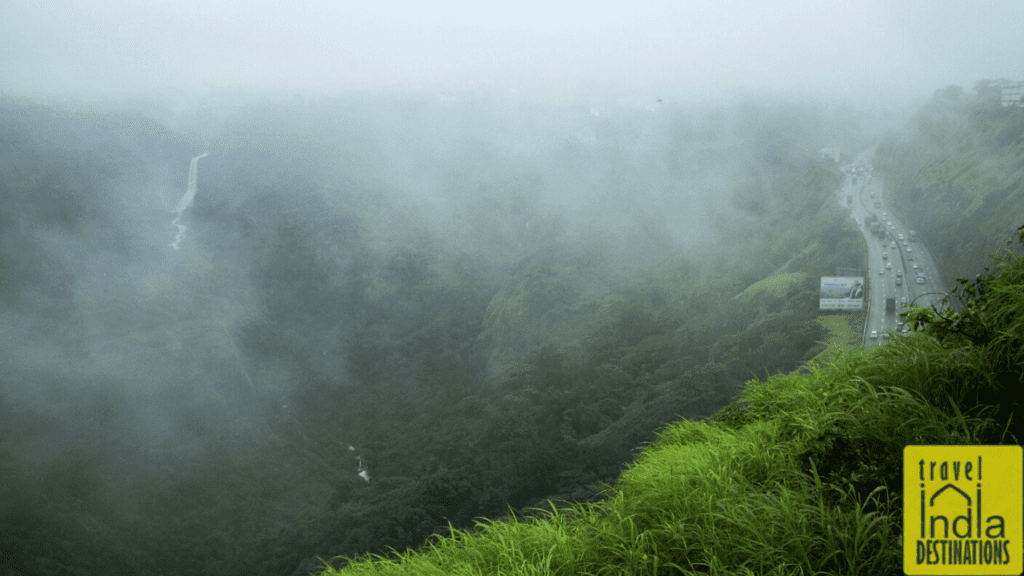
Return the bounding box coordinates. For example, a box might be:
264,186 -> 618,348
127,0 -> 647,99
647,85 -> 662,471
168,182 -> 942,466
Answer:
320,227 -> 1023,575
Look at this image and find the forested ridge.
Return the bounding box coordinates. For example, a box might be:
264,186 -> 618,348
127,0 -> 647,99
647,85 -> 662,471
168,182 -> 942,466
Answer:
0,89 -> 1001,576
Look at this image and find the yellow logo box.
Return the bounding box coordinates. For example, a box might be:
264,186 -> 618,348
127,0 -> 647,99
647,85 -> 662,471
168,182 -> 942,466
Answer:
904,445 -> 1022,575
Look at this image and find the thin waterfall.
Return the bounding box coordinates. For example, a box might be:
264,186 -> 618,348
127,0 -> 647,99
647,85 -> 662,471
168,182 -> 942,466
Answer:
349,445 -> 371,482
170,152 -> 209,250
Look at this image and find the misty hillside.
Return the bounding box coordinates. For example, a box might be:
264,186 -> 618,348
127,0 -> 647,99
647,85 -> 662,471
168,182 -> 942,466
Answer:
321,227 -> 1024,575
875,81 -> 1024,282
0,85 -> 1017,576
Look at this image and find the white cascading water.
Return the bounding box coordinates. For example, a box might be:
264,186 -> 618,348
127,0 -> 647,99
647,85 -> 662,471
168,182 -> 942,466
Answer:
349,445 -> 370,482
169,152 -> 209,250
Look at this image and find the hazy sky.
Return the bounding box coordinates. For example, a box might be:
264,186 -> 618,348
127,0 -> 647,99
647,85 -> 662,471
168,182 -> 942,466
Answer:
2,0 -> 1022,103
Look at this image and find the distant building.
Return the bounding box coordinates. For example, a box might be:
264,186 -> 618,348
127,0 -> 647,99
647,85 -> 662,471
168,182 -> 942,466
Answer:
819,147 -> 841,162
977,79 -> 1024,107
1000,82 -> 1024,107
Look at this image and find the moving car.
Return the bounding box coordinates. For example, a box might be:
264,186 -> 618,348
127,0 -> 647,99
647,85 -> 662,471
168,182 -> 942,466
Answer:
870,330 -> 878,339
886,262 -> 892,269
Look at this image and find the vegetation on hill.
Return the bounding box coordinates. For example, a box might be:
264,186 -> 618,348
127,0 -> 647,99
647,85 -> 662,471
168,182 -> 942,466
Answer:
319,226 -> 1024,576
875,81 -> 1024,284
1,88 -> 1014,576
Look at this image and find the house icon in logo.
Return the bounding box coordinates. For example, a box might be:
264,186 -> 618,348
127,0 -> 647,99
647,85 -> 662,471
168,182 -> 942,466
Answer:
925,483 -> 979,539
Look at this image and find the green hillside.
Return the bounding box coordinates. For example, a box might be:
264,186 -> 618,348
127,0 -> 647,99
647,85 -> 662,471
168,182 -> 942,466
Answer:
875,81 -> 1024,285
320,226 -> 1024,576
2,90 -> 1018,576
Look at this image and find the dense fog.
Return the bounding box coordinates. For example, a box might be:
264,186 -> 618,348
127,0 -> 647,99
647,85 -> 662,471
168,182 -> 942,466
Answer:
2,1 -> 1023,574
0,89 -> 864,573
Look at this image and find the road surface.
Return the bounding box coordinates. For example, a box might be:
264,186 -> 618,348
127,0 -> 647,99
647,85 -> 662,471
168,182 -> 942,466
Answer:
838,156 -> 950,346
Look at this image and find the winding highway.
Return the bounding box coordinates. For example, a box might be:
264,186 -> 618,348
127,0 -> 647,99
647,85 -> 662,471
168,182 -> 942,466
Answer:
838,155 -> 950,347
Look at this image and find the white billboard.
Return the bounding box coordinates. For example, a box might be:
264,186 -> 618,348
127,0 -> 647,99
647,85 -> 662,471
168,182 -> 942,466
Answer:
820,276 -> 865,310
